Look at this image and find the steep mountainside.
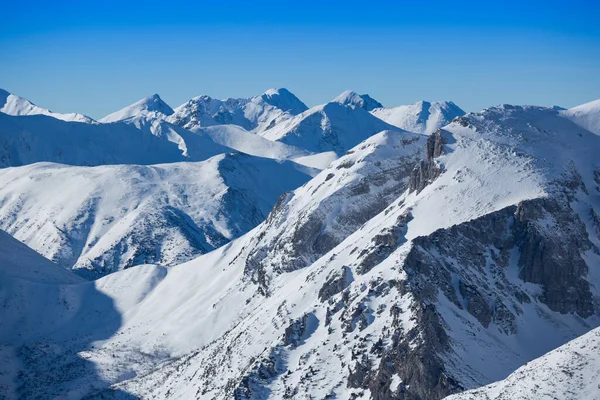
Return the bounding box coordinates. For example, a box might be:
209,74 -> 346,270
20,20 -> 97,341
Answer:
1,98 -> 599,400
0,89 -> 93,123
446,327 -> 600,400
99,94 -> 174,123
260,101 -> 398,155
168,88 -> 308,132
372,100 -> 465,134
0,154 -> 311,278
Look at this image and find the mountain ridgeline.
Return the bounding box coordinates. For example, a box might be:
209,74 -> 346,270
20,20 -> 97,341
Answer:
0,87 -> 599,399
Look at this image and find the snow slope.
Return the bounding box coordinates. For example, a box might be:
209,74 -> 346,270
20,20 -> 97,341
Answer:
0,112 -> 231,167
332,90 -> 383,111
99,94 -> 174,123
2,99 -> 600,400
190,124 -> 337,170
0,88 -> 93,123
100,104 -> 599,399
0,229 -> 83,285
260,101 -> 399,155
0,154 -> 311,277
372,100 -> 465,134
560,98 -> 600,135
445,327 -> 600,400
168,88 -> 308,132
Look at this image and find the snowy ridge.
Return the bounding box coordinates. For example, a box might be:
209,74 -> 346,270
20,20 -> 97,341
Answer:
0,112 -> 233,167
445,327 -> 600,400
560,98 -> 600,135
0,154 -> 312,277
0,88 -> 94,123
372,100 -> 465,134
260,101 -> 398,155
99,94 -> 174,123
1,94 -> 600,399
168,88 -> 307,133
332,90 -> 383,111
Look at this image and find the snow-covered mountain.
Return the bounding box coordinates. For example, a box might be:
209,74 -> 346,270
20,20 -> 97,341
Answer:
99,94 -> 174,123
260,101 -> 399,155
560,98 -> 600,135
0,154 -> 312,278
372,100 -> 465,134
0,88 -> 94,123
168,88 -> 308,132
0,111 -> 232,167
2,93 -> 600,400
332,90 -> 383,111
446,327 -> 600,400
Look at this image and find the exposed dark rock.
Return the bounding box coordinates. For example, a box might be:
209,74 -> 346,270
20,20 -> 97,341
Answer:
319,266 -> 354,302
357,211 -> 412,275
409,129 -> 447,193
514,198 -> 595,317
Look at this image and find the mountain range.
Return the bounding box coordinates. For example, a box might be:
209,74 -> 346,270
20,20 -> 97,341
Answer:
0,87 -> 599,399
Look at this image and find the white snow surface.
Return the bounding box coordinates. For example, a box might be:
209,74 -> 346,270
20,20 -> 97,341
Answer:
0,88 -> 93,123
445,327 -> 600,400
260,101 -> 398,155
0,154 -> 311,277
0,112 -> 233,167
560,98 -> 600,135
1,96 -> 600,399
372,100 -> 465,134
99,94 -> 174,123
168,88 -> 307,133
332,90 -> 383,111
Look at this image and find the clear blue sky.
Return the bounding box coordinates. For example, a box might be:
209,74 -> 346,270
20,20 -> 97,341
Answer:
1,0 -> 599,119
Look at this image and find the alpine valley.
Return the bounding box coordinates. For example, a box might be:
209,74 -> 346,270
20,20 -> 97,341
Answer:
1,87 -> 599,400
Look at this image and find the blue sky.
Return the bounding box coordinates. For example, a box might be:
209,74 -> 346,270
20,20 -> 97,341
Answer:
1,0 -> 599,119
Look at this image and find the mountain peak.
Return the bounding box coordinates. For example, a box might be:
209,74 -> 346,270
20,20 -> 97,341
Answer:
332,90 -> 383,111
100,93 -> 174,123
371,99 -> 465,134
0,89 -> 93,123
258,88 -> 308,115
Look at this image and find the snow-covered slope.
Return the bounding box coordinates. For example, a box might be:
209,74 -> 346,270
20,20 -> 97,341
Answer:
0,88 -> 93,123
260,101 -> 399,155
372,100 -> 465,134
332,90 -> 383,111
99,94 -> 174,123
560,98 -> 600,135
0,229 -> 83,285
168,88 -> 308,132
0,112 -> 231,167
0,154 -> 311,278
190,124 -> 337,170
2,99 -> 600,400
445,327 -> 600,400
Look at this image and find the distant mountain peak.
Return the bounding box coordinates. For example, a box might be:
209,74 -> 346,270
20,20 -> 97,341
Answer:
372,99 -> 465,134
332,90 -> 383,111
100,93 -> 174,123
258,88 -> 308,114
0,88 -> 94,123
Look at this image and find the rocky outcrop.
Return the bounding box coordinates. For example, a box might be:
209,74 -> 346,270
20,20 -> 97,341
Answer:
409,129 -> 447,193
